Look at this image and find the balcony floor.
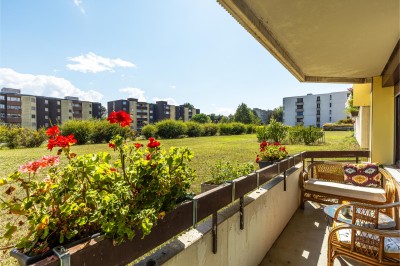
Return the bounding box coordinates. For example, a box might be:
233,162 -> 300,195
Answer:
260,202 -> 364,266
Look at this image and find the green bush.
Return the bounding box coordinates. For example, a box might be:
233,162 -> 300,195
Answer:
141,124 -> 158,139
19,127 -> 47,148
256,126 -> 268,142
208,161 -> 255,185
231,122 -> 246,135
301,126 -> 324,145
246,124 -> 257,134
186,122 -> 203,137
219,123 -> 233,135
265,119 -> 288,142
91,120 -> 120,143
202,123 -> 219,136
155,120 -> 187,139
337,118 -> 353,124
61,120 -> 93,145
323,123 -> 354,131
287,125 -> 304,144
2,125 -> 22,149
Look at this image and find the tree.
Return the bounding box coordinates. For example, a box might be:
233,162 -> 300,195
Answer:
209,114 -> 224,123
182,102 -> 194,109
100,106 -> 107,119
270,106 -> 283,123
191,113 -> 211,124
233,103 -> 256,124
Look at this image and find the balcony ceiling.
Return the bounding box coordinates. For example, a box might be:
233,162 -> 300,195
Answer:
218,0 -> 400,83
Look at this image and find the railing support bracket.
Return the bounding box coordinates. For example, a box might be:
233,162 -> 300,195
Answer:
53,246 -> 70,266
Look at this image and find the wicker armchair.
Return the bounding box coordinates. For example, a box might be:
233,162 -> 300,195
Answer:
328,202 -> 400,265
300,162 -> 396,209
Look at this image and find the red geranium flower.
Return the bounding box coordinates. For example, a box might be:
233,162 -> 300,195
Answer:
109,143 -> 116,149
147,138 -> 160,148
135,143 -> 143,149
146,154 -> 151,160
46,125 -> 60,137
107,111 -> 132,127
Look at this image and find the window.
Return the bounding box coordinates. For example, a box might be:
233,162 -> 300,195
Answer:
316,117 -> 320,122
297,118 -> 303,122
317,103 -> 320,108
7,114 -> 21,118
7,97 -> 20,102
7,105 -> 21,110
329,95 -> 332,100
0,95 -> 4,100
329,103 -> 332,107
57,101 -> 61,105
57,109 -> 61,112
31,114 -> 36,118
317,96 -> 320,101
317,110 -> 320,115
31,106 -> 36,111
45,115 -> 48,119
89,111 -> 92,114
329,110 -> 332,115
0,104 -> 4,109
316,123 -> 320,128
45,100 -> 49,104
329,117 -> 332,122
45,108 -> 49,112
296,98 -> 303,103
297,112 -> 303,116
45,123 -> 49,127
122,101 -> 127,105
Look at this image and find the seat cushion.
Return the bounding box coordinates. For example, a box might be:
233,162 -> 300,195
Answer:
335,227 -> 400,254
304,179 -> 386,203
343,163 -> 381,187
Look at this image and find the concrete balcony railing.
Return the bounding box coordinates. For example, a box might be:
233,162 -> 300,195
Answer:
32,151 -> 370,266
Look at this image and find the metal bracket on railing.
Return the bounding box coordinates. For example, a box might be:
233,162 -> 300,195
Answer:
283,170 -> 287,191
239,196 -> 244,230
256,172 -> 260,188
212,213 -> 218,254
53,246 -> 70,266
192,198 -> 198,228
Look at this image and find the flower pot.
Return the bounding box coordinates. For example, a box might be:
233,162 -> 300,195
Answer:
350,110 -> 359,117
201,182 -> 221,193
10,233 -> 101,266
257,160 -> 276,169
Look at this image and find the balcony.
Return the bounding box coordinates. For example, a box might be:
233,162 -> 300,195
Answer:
295,108 -> 304,112
29,151 -> 391,266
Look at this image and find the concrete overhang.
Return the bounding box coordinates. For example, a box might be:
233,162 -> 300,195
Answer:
217,0 -> 399,85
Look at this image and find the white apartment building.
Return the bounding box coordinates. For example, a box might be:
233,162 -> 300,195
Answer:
283,91 -> 350,127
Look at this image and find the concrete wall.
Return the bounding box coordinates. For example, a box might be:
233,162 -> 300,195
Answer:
138,165 -> 302,266
21,95 -> 36,129
61,100 -> 72,124
354,106 -> 370,149
81,102 -> 91,120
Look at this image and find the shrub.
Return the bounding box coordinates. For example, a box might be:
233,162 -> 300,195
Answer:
256,126 -> 268,142
323,123 -> 354,131
19,127 -> 47,148
61,120 -> 93,145
246,124 -> 257,134
208,161 -> 255,185
337,118 -> 353,124
91,120 -> 121,143
265,119 -> 288,142
301,126 -> 324,145
287,125 -> 304,144
230,122 -> 246,135
219,123 -> 233,135
141,124 -> 158,139
186,122 -> 203,137
155,120 -> 187,139
2,125 -> 22,149
202,123 -> 219,136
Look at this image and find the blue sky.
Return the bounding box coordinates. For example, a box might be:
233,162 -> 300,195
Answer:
0,0 -> 350,115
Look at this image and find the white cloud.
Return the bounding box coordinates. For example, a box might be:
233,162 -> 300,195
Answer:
0,68 -> 103,102
153,97 -> 178,106
73,0 -> 85,14
67,52 -> 136,73
169,85 -> 176,89
215,107 -> 234,116
119,87 -> 146,102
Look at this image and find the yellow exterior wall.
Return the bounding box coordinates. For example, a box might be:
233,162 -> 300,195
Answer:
169,105 -> 176,120
21,96 -> 37,129
61,100 -> 72,123
370,76 -> 394,164
353,83 -> 371,107
81,102 -> 91,120
129,100 -> 138,130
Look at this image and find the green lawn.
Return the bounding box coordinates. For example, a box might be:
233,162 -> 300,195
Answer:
0,131 -> 360,265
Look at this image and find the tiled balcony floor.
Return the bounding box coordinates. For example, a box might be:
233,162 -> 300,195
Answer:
260,202 -> 365,266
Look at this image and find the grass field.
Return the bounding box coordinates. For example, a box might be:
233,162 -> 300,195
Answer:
0,131 -> 360,265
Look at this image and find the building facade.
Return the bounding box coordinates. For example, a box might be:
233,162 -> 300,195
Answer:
283,91 -> 350,127
108,99 -> 200,131
0,88 -> 102,129
253,108 -> 272,124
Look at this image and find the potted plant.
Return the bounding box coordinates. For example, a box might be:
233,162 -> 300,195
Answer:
256,141 -> 289,169
345,88 -> 359,117
201,161 -> 254,193
1,111 -> 196,265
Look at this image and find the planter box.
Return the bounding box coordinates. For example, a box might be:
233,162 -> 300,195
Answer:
201,182 -> 222,193
258,161 -> 275,169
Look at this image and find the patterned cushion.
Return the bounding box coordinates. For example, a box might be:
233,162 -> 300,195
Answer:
336,227 -> 400,254
343,163 -> 381,187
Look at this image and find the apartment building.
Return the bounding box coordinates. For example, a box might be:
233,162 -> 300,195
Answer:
253,108 -> 272,124
0,88 -> 102,129
283,91 -> 350,127
108,99 -> 200,131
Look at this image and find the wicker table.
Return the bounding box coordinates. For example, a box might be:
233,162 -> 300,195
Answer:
324,204 -> 396,229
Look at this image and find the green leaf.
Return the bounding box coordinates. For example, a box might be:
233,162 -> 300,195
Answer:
59,232 -> 65,243
3,223 -> 17,239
